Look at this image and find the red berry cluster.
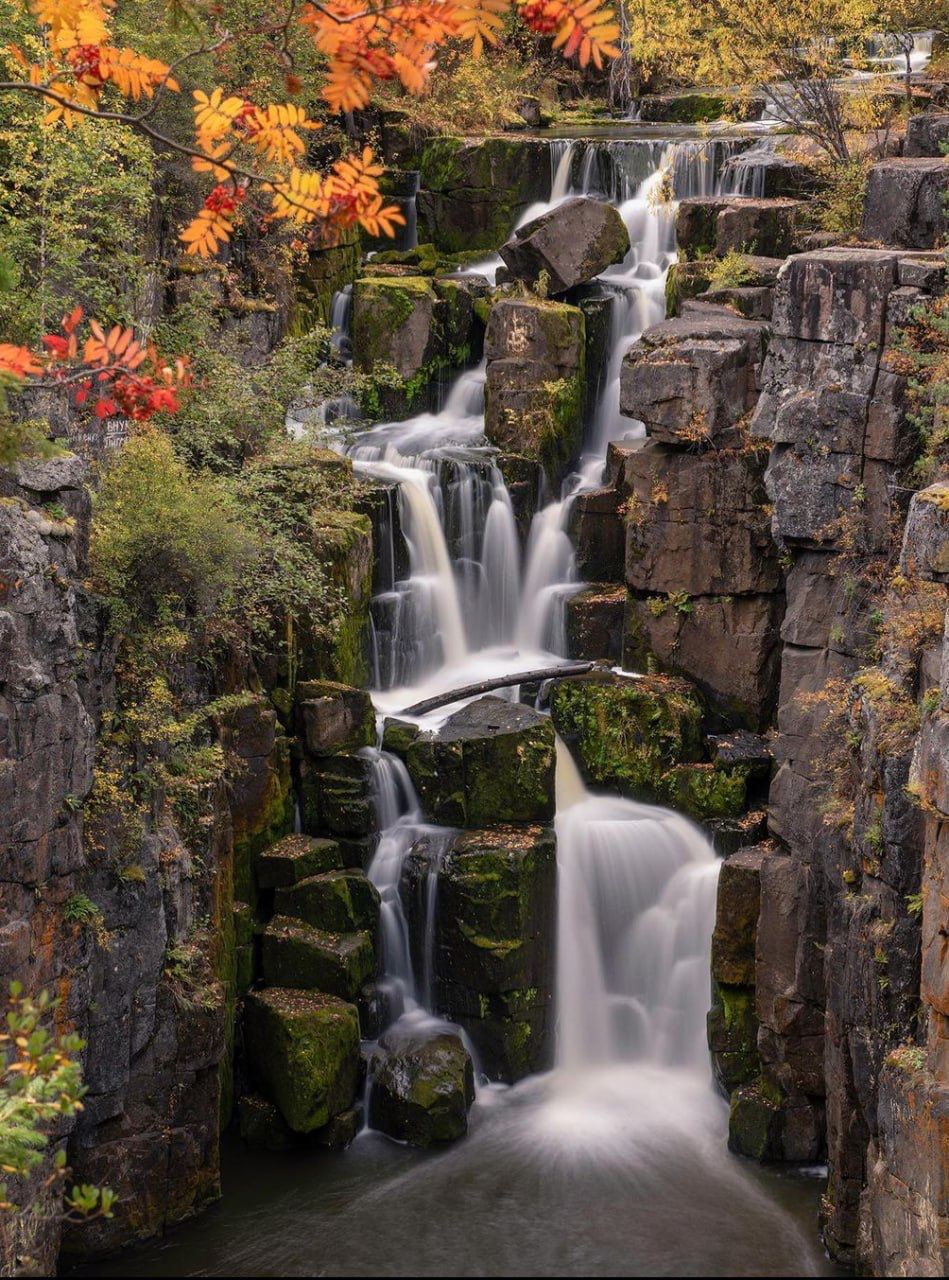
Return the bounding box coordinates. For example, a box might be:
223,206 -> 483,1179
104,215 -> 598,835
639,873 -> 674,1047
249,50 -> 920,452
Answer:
67,44 -> 105,84
521,1 -> 559,35
204,184 -> 246,215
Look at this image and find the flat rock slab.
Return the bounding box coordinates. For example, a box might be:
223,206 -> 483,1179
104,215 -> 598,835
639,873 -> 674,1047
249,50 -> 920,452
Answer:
261,916 -> 375,1000
861,157 -> 949,249
255,835 -> 343,890
274,869 -> 381,933
499,196 -> 630,294
390,695 -> 556,827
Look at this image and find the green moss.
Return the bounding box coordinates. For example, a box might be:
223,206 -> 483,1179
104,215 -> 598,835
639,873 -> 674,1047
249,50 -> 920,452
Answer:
660,762 -> 749,821
708,980 -> 759,1095
550,673 -> 704,802
261,917 -> 375,1000
274,870 -> 380,934
243,988 -> 360,1133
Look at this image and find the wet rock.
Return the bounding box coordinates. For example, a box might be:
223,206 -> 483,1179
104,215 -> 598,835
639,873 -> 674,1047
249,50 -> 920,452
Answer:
484,297 -> 585,489
368,1028 -> 475,1145
676,197 -> 802,260
238,1093 -> 297,1151
351,275 -> 478,417
755,853 -> 826,1099
358,979 -> 405,1040
416,135 -> 551,253
620,440 -> 781,598
217,697 -> 293,906
550,670 -> 706,804
298,752 -> 376,844
243,988 -> 360,1133
569,486 -> 625,580
398,695 -> 556,827
899,484 -> 949,582
565,583 -> 625,662
620,310 -> 768,445
712,846 -> 769,987
274,870 -> 380,934
261,916 -> 375,1000
720,152 -> 817,199
498,196 -> 630,295
405,825 -> 556,1081
708,983 -> 760,1097
305,507 -> 374,686
295,679 -> 375,756
860,157 -> 949,249
904,112 -> 949,158
255,834 -> 343,890
707,731 -> 772,778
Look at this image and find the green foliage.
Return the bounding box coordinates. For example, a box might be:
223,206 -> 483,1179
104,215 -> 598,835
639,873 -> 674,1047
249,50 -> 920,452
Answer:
0,26 -> 154,344
888,291 -> 949,486
375,39 -> 543,134
91,430 -> 250,631
705,249 -> 754,290
814,156 -> 872,237
62,894 -> 99,925
0,984 -> 114,1221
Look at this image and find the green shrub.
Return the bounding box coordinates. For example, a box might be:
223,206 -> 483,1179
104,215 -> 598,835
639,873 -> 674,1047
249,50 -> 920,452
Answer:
91,430 -> 251,631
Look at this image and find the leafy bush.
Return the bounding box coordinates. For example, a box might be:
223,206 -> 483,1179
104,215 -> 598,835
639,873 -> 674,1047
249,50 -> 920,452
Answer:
91,430 -> 251,631
814,156 -> 872,237
0,983 -> 114,1233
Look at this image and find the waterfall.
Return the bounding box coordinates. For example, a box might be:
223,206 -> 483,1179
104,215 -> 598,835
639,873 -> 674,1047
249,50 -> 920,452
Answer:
554,742 -> 720,1075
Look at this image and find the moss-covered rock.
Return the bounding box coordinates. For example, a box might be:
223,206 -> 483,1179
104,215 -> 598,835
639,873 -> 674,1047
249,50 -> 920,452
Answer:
305,510 -> 373,688
274,869 -> 380,934
549,671 -> 704,802
217,696 -> 294,909
662,761 -> 749,821
708,981 -> 760,1096
233,900 -> 255,995
391,696 -> 556,826
243,988 -> 360,1133
416,136 -> 550,253
728,1077 -> 784,1160
403,825 -> 556,1081
261,916 -> 375,1000
290,228 -> 359,332
350,274 -> 480,419
484,297 -> 585,490
298,752 -> 376,846
295,679 -> 375,756
368,1029 -> 475,1145
255,834 -> 343,890
638,92 -> 765,124
238,1093 -> 297,1151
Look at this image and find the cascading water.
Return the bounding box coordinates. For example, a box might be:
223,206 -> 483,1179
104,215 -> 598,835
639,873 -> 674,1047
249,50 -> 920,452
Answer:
97,126 -> 838,1280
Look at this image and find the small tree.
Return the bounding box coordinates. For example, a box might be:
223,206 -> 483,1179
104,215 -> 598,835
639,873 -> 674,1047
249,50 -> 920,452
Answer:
0,984 -> 113,1272
701,0 -> 884,162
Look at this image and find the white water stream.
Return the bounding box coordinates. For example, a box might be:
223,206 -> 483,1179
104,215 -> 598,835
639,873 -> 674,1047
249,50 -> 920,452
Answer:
330,132 -> 828,1272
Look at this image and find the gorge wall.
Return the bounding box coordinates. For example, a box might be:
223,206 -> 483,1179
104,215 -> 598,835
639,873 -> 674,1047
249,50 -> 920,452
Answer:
0,117 -> 947,1277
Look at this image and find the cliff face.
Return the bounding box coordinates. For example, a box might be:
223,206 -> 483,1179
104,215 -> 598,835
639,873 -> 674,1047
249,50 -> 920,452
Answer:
613,228 -> 947,1271
0,454 -> 230,1266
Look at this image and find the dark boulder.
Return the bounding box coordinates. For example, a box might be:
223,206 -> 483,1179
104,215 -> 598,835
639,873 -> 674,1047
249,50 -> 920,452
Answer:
368,1028 -> 475,1145
860,158 -> 949,249
499,196 -> 630,294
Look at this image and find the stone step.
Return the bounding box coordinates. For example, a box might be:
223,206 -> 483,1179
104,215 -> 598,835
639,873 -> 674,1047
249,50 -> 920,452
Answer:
261,916 -> 374,1001
273,869 -> 380,933
255,834 -> 343,889
243,988 -> 361,1134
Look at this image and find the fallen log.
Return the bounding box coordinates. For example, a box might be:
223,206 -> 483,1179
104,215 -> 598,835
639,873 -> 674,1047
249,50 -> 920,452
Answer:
399,661 -> 595,717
